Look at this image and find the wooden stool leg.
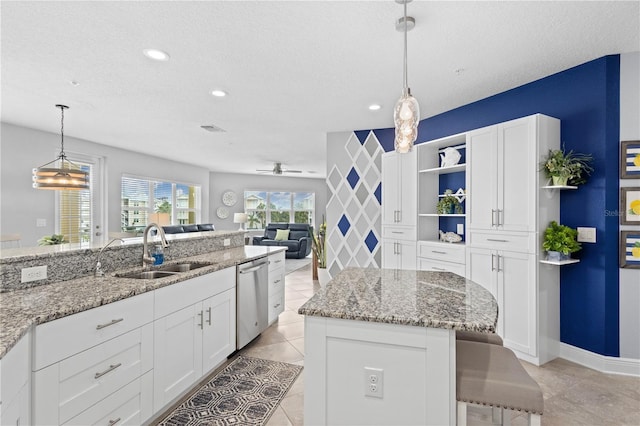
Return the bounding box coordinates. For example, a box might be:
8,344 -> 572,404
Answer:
457,401 -> 467,426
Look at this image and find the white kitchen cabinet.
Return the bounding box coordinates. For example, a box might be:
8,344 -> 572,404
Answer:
153,267 -> 236,412
268,251 -> 285,324
382,150 -> 417,228
1,331 -> 31,426
417,241 -> 466,277
382,239 -> 416,270
466,247 -> 537,358
467,115 -> 557,233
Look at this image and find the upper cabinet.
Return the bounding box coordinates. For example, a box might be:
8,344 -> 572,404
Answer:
382,150 -> 417,228
467,115 -> 560,233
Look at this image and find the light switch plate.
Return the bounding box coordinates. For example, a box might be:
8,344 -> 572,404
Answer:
577,227 -> 596,243
457,224 -> 464,235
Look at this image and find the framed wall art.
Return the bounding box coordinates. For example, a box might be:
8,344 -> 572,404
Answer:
620,140 -> 640,179
620,187 -> 640,225
620,231 -> 640,269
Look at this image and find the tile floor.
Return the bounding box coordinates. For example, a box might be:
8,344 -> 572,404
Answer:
240,264 -> 640,426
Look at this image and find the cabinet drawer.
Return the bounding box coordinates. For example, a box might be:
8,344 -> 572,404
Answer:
268,252 -> 285,272
34,324 -> 153,425
34,291 -> 153,370
418,241 -> 465,264
418,258 -> 466,277
155,267 -> 235,319
383,226 -> 416,241
64,370 -> 153,426
467,230 -> 535,253
269,270 -> 284,299
268,293 -> 284,323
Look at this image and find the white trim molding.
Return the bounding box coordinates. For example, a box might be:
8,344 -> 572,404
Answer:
559,343 -> 640,377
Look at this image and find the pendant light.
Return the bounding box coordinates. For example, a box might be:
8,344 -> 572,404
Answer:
32,105 -> 89,190
393,0 -> 420,153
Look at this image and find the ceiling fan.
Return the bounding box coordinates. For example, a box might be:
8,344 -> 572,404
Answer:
256,162 -> 302,175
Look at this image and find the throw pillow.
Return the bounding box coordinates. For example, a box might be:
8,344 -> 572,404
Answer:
274,229 -> 290,241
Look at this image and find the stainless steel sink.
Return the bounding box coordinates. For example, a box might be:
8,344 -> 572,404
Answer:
116,270 -> 179,280
158,262 -> 212,272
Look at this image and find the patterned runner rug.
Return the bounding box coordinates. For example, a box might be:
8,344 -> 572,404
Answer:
157,356 -> 302,426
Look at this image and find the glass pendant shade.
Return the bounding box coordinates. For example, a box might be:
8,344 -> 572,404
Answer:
394,88 -> 419,153
32,104 -> 90,191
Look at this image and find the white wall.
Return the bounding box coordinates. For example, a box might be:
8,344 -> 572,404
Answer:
619,52 -> 640,360
208,171 -> 327,236
1,123 -> 210,246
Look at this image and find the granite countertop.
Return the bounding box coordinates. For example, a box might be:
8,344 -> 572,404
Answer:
0,245 -> 285,359
298,267 -> 498,333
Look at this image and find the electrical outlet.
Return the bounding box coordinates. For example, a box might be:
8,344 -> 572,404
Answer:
364,367 -> 384,398
21,265 -> 47,283
577,227 -> 596,243
457,223 -> 464,235
223,238 -> 231,246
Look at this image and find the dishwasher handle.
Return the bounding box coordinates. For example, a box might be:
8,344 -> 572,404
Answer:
238,262 -> 268,274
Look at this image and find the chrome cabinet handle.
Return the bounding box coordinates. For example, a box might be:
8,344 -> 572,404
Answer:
491,209 -> 496,226
206,307 -> 212,326
396,243 -> 401,255
274,303 -> 281,308
96,318 -> 123,330
391,231 -> 403,234
487,239 -> 508,243
491,253 -> 496,271
431,250 -> 446,254
274,279 -> 281,283
95,363 -> 122,379
198,310 -> 204,330
432,267 -> 446,271
274,259 -> 282,263
397,210 -> 402,223
108,418 -> 121,426
497,255 -> 503,272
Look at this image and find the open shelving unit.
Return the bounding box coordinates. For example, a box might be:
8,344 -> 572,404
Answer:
539,258 -> 580,265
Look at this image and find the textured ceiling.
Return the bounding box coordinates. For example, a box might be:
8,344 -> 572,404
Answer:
1,1 -> 638,178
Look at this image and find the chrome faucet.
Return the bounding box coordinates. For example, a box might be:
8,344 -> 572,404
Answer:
95,238 -> 124,277
142,223 -> 169,267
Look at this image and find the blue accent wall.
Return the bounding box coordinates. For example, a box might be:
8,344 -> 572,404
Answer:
363,56 -> 621,356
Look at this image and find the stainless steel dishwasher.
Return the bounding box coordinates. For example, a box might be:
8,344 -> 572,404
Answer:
236,258 -> 269,349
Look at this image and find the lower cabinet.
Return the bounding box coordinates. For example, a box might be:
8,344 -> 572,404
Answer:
153,268 -> 236,412
1,331 -> 31,426
417,241 -> 466,277
466,247 -> 537,358
268,251 -> 285,323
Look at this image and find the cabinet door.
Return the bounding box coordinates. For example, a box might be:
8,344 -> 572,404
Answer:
202,288 -> 236,374
381,239 -> 399,269
467,126 -> 498,231
399,150 -> 417,227
382,239 -> 416,270
399,240 -> 417,270
498,117 -> 536,232
153,304 -> 203,411
498,251 -> 537,356
466,247 -> 496,298
382,153 -> 400,226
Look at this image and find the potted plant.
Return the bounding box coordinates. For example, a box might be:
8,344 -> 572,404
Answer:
542,145 -> 594,186
437,189 -> 463,214
38,234 -> 68,246
542,221 -> 581,261
310,217 -> 330,286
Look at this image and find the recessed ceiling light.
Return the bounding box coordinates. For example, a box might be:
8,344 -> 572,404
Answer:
69,80 -> 80,86
143,49 -> 170,61
369,104 -> 382,111
211,89 -> 227,97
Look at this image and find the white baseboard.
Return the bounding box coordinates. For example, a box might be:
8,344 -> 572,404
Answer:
559,343 -> 640,377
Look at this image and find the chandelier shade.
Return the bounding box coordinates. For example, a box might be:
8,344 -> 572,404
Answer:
394,0 -> 420,153
32,105 -> 89,191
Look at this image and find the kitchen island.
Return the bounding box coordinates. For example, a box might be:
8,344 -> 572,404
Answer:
298,267 -> 498,426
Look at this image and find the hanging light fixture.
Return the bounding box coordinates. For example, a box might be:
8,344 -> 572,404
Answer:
393,0 -> 420,153
32,104 -> 89,190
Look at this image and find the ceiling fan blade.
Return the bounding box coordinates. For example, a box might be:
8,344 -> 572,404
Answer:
283,169 -> 302,173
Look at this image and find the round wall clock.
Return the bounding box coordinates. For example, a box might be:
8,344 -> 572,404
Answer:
222,191 -> 237,206
216,206 -> 229,219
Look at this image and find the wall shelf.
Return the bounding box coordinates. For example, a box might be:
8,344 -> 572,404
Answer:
539,259 -> 580,265
419,164 -> 466,175
541,185 -> 577,190
419,213 -> 466,217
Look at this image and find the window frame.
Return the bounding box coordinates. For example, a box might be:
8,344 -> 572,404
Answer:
244,191 -> 315,230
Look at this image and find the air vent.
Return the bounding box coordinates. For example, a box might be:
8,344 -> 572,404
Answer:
200,124 -> 226,133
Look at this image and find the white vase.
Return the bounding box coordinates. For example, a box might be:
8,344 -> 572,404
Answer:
317,268 -> 331,287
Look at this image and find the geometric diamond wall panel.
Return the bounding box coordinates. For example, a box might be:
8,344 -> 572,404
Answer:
325,131 -> 383,275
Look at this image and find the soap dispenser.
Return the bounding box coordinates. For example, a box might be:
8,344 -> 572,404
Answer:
152,245 -> 164,265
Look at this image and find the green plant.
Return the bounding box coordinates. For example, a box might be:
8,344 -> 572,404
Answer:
310,216 -> 327,268
38,234 -> 68,246
542,145 -> 594,186
542,221 -> 581,255
436,189 -> 463,214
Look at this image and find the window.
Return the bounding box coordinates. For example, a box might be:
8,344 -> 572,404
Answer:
57,162 -> 92,244
244,191 -> 315,230
121,176 -> 200,234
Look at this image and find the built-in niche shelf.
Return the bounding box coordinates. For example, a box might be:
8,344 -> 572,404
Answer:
539,259 -> 580,265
